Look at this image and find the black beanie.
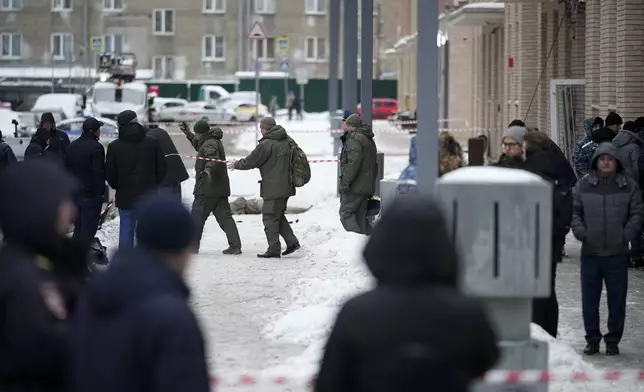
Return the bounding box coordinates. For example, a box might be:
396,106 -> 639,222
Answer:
135,194 -> 195,253
623,121 -> 637,132
508,119 -> 525,128
605,112 -> 623,127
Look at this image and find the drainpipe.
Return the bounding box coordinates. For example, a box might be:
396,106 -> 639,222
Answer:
83,0 -> 89,89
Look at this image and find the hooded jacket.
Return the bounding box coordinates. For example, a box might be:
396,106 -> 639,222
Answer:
571,143 -> 643,256
73,247 -> 210,392
24,128 -> 51,161
339,124 -> 378,195
105,123 -> 167,209
573,117 -> 600,178
612,127 -> 642,180
191,127 -> 230,198
0,161 -> 89,392
234,125 -> 295,200
0,134 -> 17,175
39,112 -> 70,161
315,195 -> 499,392
146,127 -> 189,187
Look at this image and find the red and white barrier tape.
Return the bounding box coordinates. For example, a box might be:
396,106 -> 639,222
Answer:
208,370 -> 644,386
182,155 -> 339,165
94,127 -> 491,139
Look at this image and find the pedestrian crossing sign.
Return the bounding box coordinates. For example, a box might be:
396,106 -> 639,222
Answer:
90,36 -> 104,52
277,36 -> 290,53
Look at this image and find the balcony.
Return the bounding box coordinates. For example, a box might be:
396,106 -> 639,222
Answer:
449,2 -> 505,27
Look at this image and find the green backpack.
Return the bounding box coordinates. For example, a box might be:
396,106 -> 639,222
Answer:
288,138 -> 311,187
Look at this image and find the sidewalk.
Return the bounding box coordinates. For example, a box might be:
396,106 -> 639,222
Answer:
557,236 -> 644,369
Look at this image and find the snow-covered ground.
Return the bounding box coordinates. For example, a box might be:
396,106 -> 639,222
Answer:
95,113 -> 626,392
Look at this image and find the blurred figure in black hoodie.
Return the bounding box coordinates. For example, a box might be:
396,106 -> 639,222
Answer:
0,160 -> 90,392
315,195 -> 499,392
40,112 -> 70,161
74,194 -> 209,392
523,131 -> 574,338
24,127 -> 51,161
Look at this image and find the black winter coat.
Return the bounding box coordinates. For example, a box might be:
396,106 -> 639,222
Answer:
0,161 -> 90,392
315,196 -> 499,392
146,127 -> 189,187
105,124 -> 166,209
24,130 -> 49,161
65,132 -> 106,199
73,247 -> 210,392
39,112 -> 70,161
0,139 -> 17,176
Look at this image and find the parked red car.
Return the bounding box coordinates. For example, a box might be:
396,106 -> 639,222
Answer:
356,98 -> 399,120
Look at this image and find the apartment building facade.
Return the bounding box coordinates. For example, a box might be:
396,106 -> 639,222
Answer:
0,0 -> 400,80
392,0 -> 644,158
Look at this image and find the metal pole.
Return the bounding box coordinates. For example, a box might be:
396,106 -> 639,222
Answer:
360,0 -> 373,124
238,0 -> 245,72
255,57 -> 260,145
342,0 -> 358,114
299,83 -> 305,114
443,39 -> 450,129
328,0 -> 340,115
416,0 -> 439,193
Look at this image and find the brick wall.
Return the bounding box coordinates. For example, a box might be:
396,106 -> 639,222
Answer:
616,0 -> 644,119
599,0 -> 617,110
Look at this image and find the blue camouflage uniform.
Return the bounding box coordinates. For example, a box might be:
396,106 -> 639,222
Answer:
573,117 -> 598,178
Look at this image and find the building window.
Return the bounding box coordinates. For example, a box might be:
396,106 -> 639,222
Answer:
153,9 -> 175,35
153,56 -> 175,79
103,0 -> 123,11
104,34 -> 124,52
251,37 -> 275,60
254,0 -> 275,14
0,0 -> 22,11
51,33 -> 73,60
203,0 -> 225,13
305,0 -> 325,14
203,35 -> 225,61
0,33 -> 21,58
306,37 -> 326,61
51,0 -> 71,11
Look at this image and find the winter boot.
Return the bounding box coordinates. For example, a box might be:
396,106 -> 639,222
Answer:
583,343 -> 599,355
257,251 -> 281,259
630,255 -> 641,268
282,243 -> 301,256
222,247 -> 242,255
605,343 -> 620,356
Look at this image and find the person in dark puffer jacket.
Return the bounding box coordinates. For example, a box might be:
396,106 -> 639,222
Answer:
105,110 -> 166,248
572,143 -> 643,356
74,194 -> 209,392
315,195 -> 499,392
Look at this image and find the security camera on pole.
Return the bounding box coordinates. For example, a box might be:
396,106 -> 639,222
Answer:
248,20 -> 268,145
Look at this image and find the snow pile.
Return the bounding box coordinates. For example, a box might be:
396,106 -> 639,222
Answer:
235,112 -> 334,157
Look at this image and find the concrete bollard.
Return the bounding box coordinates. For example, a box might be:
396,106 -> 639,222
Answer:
379,179 -> 417,214
437,166 -> 553,392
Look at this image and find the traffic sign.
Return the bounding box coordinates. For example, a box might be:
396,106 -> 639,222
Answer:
295,68 -> 308,85
279,61 -> 289,71
90,36 -> 104,52
247,21 -> 267,40
277,36 -> 290,53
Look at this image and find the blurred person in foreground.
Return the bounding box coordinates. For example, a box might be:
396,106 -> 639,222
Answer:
315,195 -> 499,392
181,119 -> 241,255
338,114 -> 378,235
74,194 -> 210,392
571,143 -> 643,356
106,110 -> 166,248
0,160 -> 90,392
65,118 -> 106,242
523,131 -> 574,338
229,117 -> 300,258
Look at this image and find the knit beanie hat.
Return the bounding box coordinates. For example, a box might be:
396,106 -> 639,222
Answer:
194,119 -> 210,135
508,119 -> 525,128
260,117 -> 277,130
344,114 -> 363,127
502,125 -> 528,145
605,112 -> 623,127
136,194 -> 195,253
